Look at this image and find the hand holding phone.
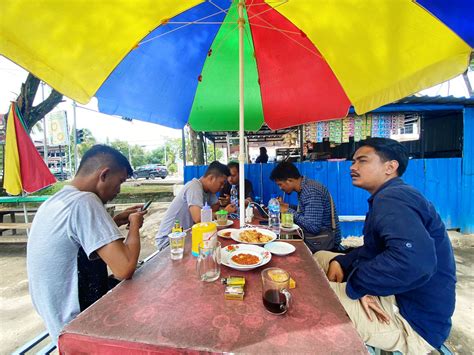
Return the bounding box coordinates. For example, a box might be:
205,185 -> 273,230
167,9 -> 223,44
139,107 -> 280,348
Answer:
141,200 -> 153,211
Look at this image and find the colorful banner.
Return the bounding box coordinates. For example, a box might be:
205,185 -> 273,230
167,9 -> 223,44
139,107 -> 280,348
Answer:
302,113 -> 406,145
329,120 -> 342,144
316,121 -> 324,142
342,117 -> 354,143
354,115 -> 363,142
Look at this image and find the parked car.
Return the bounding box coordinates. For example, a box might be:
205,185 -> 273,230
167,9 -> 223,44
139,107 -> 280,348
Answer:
50,168 -> 70,181
133,164 -> 168,179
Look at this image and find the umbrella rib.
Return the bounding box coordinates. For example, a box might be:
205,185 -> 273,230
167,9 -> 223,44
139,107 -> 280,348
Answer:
165,22 -> 230,24
248,23 -> 300,35
247,18 -> 322,60
244,0 -> 322,59
140,8 -> 229,45
208,0 -> 228,15
211,24 -> 240,55
247,0 -> 289,20
244,27 -> 255,54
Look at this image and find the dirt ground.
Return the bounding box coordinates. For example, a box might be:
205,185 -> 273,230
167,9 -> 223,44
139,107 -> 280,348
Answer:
0,204 -> 472,354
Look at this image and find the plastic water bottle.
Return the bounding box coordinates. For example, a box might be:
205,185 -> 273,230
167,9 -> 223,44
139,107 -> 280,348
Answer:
230,184 -> 239,208
268,195 -> 280,235
245,204 -> 254,223
201,202 -> 212,223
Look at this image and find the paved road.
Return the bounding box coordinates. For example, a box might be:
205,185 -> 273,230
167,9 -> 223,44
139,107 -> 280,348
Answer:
125,176 -> 183,185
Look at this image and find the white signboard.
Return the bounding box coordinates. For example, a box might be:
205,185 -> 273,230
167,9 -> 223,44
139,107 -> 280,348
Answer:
48,111 -> 69,146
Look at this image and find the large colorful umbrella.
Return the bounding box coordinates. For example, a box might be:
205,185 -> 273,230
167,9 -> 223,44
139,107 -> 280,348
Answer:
0,1 -> 472,131
1,0 -> 472,219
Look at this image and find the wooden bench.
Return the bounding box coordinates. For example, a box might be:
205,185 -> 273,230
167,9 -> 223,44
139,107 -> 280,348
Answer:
0,223 -> 32,242
0,209 -> 37,235
0,222 -> 32,230
0,196 -> 50,238
339,215 -> 366,222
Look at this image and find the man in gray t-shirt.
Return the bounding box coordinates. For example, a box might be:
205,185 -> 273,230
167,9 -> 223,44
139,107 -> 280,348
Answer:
156,161 -> 236,249
27,145 -> 146,343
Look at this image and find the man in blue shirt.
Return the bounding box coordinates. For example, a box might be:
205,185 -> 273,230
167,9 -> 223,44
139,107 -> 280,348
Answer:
315,138 -> 456,353
270,162 -> 342,251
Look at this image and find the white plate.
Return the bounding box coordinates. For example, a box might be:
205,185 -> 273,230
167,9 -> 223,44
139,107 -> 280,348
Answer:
213,219 -> 234,229
217,228 -> 235,239
221,244 -> 272,271
264,242 -> 296,256
231,228 -> 277,245
280,223 -> 299,232
229,250 -> 263,267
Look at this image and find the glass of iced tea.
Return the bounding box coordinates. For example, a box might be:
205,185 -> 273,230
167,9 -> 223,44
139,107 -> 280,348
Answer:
281,212 -> 294,228
261,268 -> 292,315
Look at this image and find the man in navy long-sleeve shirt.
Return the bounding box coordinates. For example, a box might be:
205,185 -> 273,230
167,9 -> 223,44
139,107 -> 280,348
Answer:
270,162 -> 342,251
315,138 -> 456,354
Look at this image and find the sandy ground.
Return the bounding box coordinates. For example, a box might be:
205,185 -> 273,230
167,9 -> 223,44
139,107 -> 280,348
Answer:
0,204 -> 472,354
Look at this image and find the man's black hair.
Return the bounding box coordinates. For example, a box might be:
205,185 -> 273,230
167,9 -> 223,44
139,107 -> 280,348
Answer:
270,162 -> 301,181
77,144 -> 133,177
227,161 -> 239,171
204,161 -> 231,177
358,138 -> 409,176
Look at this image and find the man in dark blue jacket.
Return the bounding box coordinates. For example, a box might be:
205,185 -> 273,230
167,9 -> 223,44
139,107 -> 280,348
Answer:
315,138 -> 456,354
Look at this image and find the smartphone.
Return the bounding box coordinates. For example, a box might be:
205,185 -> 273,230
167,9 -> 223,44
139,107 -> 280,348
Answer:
141,200 -> 153,211
252,203 -> 269,218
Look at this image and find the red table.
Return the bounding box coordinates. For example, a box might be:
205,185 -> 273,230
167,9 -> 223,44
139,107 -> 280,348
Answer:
59,234 -> 367,354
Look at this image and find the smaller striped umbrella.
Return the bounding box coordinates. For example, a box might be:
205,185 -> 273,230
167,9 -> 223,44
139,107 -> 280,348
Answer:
3,103 -> 56,196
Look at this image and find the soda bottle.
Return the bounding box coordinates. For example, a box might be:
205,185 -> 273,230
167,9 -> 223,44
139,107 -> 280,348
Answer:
268,195 -> 280,235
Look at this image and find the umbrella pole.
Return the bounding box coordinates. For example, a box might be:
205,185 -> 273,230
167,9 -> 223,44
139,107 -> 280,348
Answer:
238,0 -> 245,224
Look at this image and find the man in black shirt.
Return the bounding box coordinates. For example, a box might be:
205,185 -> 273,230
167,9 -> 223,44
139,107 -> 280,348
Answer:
219,161 -> 254,207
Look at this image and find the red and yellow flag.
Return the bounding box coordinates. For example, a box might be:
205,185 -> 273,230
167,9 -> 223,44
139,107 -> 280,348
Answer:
3,103 -> 56,195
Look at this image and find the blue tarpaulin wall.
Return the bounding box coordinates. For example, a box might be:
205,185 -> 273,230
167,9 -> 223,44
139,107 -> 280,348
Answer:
184,158 -> 463,237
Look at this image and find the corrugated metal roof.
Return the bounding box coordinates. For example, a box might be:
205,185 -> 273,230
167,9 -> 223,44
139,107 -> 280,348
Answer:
395,95 -> 474,105
205,95 -> 473,142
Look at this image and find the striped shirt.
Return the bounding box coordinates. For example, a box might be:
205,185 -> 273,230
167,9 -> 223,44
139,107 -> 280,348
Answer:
288,177 -> 341,247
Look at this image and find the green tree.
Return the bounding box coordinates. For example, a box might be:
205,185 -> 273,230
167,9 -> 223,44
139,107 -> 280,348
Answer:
147,148 -> 165,164
130,145 -> 147,168
110,140 -> 146,168
67,128 -> 97,170
206,142 -> 223,163
5,74 -> 63,133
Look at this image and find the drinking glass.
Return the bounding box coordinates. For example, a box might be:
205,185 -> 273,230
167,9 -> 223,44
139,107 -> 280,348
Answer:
168,232 -> 186,260
216,210 -> 228,226
196,241 -> 221,282
281,212 -> 294,228
261,268 -> 292,314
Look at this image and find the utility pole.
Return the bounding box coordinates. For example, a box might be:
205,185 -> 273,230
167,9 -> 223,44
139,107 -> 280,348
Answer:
41,82 -> 48,164
66,112 -> 72,176
182,128 -> 187,167
72,100 -> 78,174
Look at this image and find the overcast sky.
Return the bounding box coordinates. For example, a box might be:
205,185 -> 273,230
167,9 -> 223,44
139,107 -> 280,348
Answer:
1,56 -> 472,150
